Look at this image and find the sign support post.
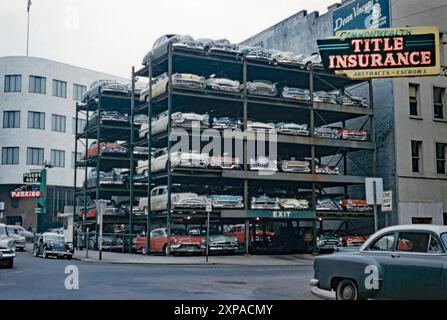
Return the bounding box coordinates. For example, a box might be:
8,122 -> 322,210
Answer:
205,199 -> 212,263
97,200 -> 106,261
366,178 -> 384,233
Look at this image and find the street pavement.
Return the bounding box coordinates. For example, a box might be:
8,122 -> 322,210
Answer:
0,252 -> 318,300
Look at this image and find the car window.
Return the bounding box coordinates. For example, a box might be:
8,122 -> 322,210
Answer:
151,189 -> 157,196
368,233 -> 395,251
397,232 -> 430,253
428,235 -> 444,254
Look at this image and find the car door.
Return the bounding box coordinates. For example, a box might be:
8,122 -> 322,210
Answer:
393,231 -> 445,299
150,230 -> 166,253
150,188 -> 161,211
151,150 -> 161,172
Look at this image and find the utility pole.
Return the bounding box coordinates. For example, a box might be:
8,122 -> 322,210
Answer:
36,168 -> 46,233
26,0 -> 32,56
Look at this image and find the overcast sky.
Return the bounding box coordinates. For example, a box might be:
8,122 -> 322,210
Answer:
0,0 -> 336,77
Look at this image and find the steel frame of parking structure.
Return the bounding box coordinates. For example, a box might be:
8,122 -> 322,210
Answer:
130,43 -> 377,256
73,89 -> 145,253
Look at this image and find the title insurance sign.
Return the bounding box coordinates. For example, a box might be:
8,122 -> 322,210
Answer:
317,26 -> 441,79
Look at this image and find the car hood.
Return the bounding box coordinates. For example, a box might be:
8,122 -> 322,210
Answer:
209,235 -> 237,243
172,236 -> 203,244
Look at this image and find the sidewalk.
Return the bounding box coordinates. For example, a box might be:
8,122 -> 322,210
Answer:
72,249 -> 314,266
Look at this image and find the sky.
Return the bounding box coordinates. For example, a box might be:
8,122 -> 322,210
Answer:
0,0 -> 336,77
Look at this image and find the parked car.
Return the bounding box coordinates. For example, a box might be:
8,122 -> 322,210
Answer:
329,90 -> 368,107
240,46 -> 272,61
6,225 -> 26,251
139,186 -> 207,212
316,198 -> 343,211
202,38 -> 240,54
244,80 -> 278,97
79,200 -> 127,219
207,194 -> 243,209
278,159 -> 311,173
299,52 -> 322,66
337,128 -> 368,141
208,155 -> 241,170
278,198 -> 309,210
315,163 -> 340,175
206,77 -> 240,93
246,120 -> 277,134
313,91 -> 337,104
276,123 -> 309,136
340,199 -> 373,212
251,195 -> 280,210
311,225 -> 447,300
82,80 -> 129,102
33,233 -> 73,260
224,224 -> 275,246
87,111 -> 129,129
7,225 -> 33,243
249,156 -> 278,172
317,235 -> 342,253
140,72 -> 207,101
134,227 -> 206,255
269,50 -> 302,65
85,168 -> 123,188
0,224 -> 15,268
282,87 -> 311,101
81,141 -> 127,160
142,34 -> 202,64
314,126 -> 341,139
211,117 -> 242,130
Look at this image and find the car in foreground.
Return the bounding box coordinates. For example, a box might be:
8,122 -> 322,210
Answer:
244,80 -> 277,97
0,224 -> 15,268
134,228 -> 206,255
82,80 -> 128,102
6,225 -> 26,251
311,225 -> 447,300
33,233 -> 73,259
276,123 -> 309,136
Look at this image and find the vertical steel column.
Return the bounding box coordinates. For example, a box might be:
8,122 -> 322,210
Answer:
309,67 -> 317,255
242,58 -> 249,255
146,57 -> 153,255
73,103 -> 79,244
95,90 -> 102,248
166,44 -> 173,256
369,80 -> 376,177
83,105 -> 89,230
129,67 -> 136,251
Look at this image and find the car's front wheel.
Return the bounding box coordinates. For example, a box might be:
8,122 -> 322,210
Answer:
42,248 -> 48,259
336,279 -> 360,300
33,247 -> 39,257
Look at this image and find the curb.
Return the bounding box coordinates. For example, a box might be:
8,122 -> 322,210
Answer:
310,286 -> 336,300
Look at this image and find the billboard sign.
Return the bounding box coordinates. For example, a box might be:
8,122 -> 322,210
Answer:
318,26 -> 441,79
23,172 -> 42,183
333,0 -> 391,34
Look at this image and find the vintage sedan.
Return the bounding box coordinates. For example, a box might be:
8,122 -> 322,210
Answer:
246,121 -> 277,134
313,91 -> 337,104
316,198 -> 343,212
329,90 -> 368,107
316,164 -> 340,176
134,228 -> 206,255
0,224 -> 15,268
282,87 -> 311,101
82,80 -> 129,102
299,52 -> 322,66
317,235 -> 342,254
249,156 -> 278,172
338,128 -> 368,141
208,155 -> 241,170
142,34 -> 202,64
269,50 -> 302,65
206,77 -> 240,93
276,123 -> 309,136
85,168 -> 124,188
311,225 -> 447,300
6,225 -> 26,251
224,224 -> 275,246
314,126 -> 341,139
279,198 -> 309,210
207,194 -> 243,209
278,159 -> 311,173
81,141 -> 127,160
33,233 -> 73,260
251,195 -> 280,210
211,117 -> 242,130
79,200 -> 127,219
340,199 -> 373,212
139,186 -> 206,212
199,38 -> 240,54
244,80 -> 278,97
240,46 -> 272,61
87,111 -> 129,128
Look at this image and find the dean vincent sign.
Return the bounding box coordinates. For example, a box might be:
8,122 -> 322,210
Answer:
317,26 -> 441,79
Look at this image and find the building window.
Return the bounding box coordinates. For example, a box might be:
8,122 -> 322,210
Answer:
29,75 -> 46,94
3,111 -> 20,128
28,111 -> 45,129
4,75 -> 22,92
411,141 -> 422,173
72,118 -> 86,134
409,84 -> 420,117
52,79 -> 67,98
51,149 -> 65,168
73,84 -> 86,101
2,147 -> 19,165
436,143 -> 446,174
27,148 -> 44,165
72,152 -> 81,168
434,87 -> 445,120
51,114 -> 66,133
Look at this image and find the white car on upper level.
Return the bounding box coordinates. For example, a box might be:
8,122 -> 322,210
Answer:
138,186 -> 207,212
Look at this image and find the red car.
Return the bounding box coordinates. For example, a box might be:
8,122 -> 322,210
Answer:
224,225 -> 275,245
340,199 -> 372,212
134,228 -> 205,255
340,235 -> 369,247
81,141 -> 127,160
337,129 -> 367,141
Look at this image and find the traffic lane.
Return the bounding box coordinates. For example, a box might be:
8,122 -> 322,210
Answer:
0,252 -> 317,300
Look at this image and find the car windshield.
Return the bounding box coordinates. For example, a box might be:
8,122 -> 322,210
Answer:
45,234 -> 65,242
0,226 -> 7,236
7,227 -> 18,235
442,233 -> 447,248
171,229 -> 188,236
